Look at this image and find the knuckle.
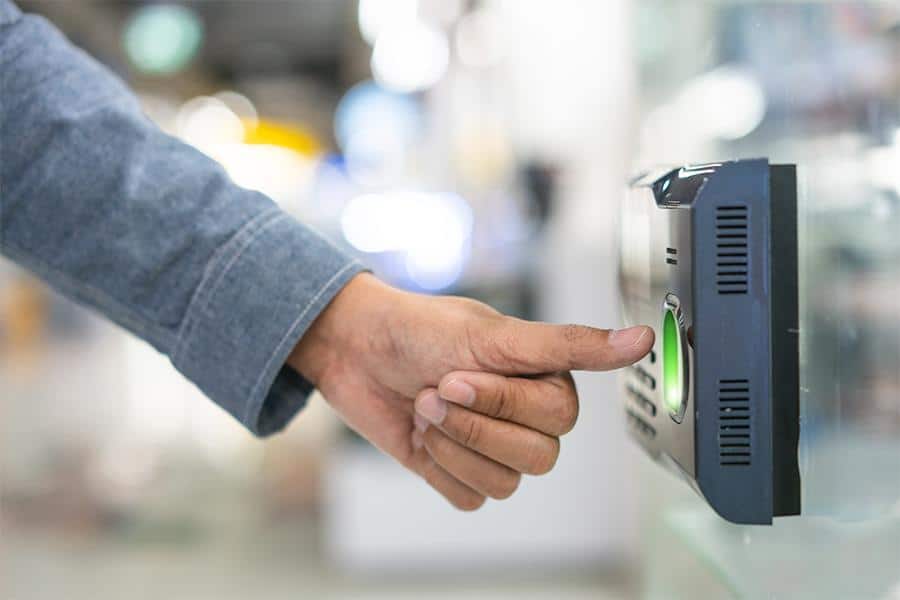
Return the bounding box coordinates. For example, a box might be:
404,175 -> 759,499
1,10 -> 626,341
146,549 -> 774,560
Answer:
467,320 -> 509,371
481,317 -> 530,371
495,335 -> 520,368
493,382 -> 518,421
561,324 -> 592,366
460,415 -> 483,448
552,392 -> 579,435
563,323 -> 589,344
474,340 -> 502,371
450,295 -> 499,318
527,437 -> 560,475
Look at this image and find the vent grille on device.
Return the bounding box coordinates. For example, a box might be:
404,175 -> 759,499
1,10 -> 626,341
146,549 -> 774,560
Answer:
716,205 -> 748,295
718,379 -> 751,466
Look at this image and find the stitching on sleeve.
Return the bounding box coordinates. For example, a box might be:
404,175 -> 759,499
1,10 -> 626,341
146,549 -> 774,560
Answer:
172,208 -> 284,364
243,260 -> 359,426
203,212 -> 289,305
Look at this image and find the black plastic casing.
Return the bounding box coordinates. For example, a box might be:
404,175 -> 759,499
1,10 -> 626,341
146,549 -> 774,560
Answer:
619,158 -> 800,524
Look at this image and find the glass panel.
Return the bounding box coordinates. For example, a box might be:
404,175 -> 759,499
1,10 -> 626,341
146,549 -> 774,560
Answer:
635,0 -> 900,595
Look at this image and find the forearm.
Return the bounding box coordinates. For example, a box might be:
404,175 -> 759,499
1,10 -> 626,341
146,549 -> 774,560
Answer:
0,2 -> 364,434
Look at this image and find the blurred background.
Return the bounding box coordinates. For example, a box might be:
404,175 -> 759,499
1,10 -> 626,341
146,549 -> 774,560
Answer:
4,1 -> 900,598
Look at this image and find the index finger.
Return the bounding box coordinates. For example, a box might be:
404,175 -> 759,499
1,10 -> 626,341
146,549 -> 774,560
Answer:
474,320 -> 654,375
438,371 -> 579,436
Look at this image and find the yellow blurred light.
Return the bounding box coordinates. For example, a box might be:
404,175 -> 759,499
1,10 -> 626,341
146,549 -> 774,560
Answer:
453,120 -> 513,187
243,119 -> 322,158
175,96 -> 322,208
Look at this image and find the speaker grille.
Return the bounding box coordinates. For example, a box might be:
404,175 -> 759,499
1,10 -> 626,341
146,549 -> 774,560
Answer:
718,379 -> 751,466
716,205 -> 748,294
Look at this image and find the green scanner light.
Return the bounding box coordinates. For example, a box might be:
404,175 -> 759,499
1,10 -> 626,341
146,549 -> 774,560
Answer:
663,298 -> 687,421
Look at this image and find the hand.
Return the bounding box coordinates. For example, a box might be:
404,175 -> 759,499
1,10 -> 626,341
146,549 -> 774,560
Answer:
288,274 -> 653,510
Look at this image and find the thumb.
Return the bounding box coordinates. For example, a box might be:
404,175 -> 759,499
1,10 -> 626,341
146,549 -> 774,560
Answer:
475,319 -> 654,374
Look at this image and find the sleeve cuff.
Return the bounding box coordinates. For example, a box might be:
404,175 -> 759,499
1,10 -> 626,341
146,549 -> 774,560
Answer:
172,209 -> 366,436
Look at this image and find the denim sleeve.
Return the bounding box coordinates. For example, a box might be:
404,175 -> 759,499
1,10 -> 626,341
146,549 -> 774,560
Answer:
0,2 -> 365,435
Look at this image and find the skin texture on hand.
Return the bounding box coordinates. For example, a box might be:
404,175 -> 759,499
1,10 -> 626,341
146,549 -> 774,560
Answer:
288,273 -> 653,510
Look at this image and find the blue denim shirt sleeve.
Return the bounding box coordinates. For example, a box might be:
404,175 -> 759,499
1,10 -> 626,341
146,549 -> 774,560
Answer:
0,1 -> 365,435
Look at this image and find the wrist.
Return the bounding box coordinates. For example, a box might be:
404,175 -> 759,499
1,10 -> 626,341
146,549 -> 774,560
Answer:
286,272 -> 393,386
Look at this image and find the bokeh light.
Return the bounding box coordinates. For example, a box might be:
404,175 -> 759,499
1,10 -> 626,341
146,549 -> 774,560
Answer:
343,130 -> 407,187
357,0 -> 418,46
214,90 -> 259,131
455,6 -> 506,68
371,21 -> 449,93
175,95 -> 318,209
175,96 -> 245,152
341,191 -> 472,290
678,66 -> 767,140
334,81 -> 422,186
124,4 -> 203,75
866,128 -> 900,198
334,81 -> 421,150
212,143 -> 317,211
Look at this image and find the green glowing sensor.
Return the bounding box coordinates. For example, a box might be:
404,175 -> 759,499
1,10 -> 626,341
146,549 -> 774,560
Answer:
663,305 -> 684,419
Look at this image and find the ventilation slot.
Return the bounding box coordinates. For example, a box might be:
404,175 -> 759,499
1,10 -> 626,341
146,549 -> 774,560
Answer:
716,206 -> 748,295
626,408 -> 656,439
626,383 -> 657,417
666,247 -> 678,265
718,379 -> 751,466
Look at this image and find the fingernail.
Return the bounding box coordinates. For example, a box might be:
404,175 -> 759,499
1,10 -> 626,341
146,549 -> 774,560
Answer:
440,379 -> 475,406
414,413 -> 429,432
609,326 -> 649,349
412,429 -> 424,449
416,390 -> 448,425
